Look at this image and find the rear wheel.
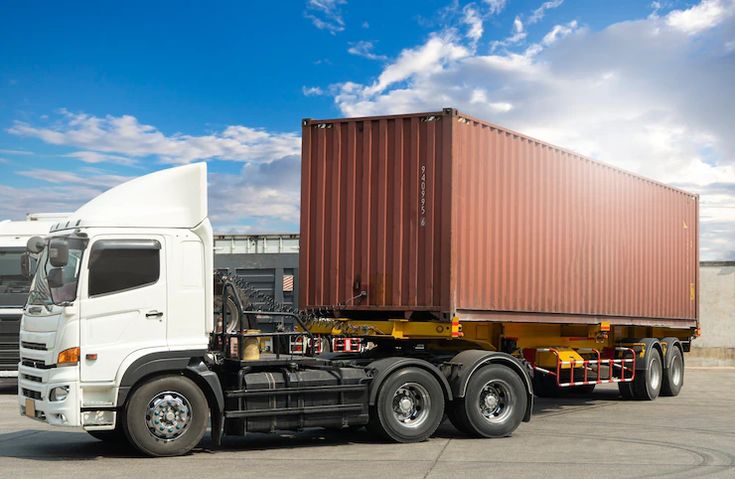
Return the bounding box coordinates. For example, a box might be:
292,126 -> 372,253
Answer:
632,346 -> 663,401
367,367 -> 444,443
451,364 -> 527,438
661,345 -> 684,397
123,375 -> 208,457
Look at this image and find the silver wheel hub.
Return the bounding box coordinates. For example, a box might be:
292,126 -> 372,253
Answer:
145,391 -> 192,441
391,382 -> 431,429
479,380 -> 513,424
483,392 -> 499,410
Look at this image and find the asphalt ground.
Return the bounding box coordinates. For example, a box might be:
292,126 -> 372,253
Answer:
0,368 -> 733,479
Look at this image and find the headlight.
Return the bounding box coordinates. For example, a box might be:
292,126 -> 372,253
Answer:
49,386 -> 69,402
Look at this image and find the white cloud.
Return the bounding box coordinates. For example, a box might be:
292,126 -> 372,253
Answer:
8,110 -> 301,165
528,0 -> 564,25
329,0 -> 735,259
666,0 -> 735,35
65,150 -> 137,166
347,40 -> 388,61
484,0 -> 507,15
491,16 -> 527,51
305,0 -> 347,35
0,148 -> 32,156
302,86 -> 324,96
463,4 -> 484,45
542,20 -> 579,45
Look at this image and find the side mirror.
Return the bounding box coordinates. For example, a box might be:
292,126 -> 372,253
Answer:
27,236 -> 46,254
20,252 -> 31,279
47,267 -> 64,289
48,238 -> 69,267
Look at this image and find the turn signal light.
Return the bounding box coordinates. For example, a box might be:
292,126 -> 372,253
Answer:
58,347 -> 80,365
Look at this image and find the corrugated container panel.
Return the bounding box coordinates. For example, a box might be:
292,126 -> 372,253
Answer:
300,109 -> 699,326
299,114 -> 452,311
452,114 -> 697,321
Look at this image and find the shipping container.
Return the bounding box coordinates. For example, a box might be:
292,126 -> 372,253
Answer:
300,108 -> 699,329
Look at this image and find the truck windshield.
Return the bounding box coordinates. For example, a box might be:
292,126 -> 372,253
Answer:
0,248 -> 33,307
27,239 -> 85,307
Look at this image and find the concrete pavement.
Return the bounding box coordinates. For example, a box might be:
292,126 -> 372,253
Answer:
1,368 -> 733,479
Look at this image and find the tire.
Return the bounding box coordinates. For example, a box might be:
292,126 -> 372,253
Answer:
451,364 -> 527,438
87,427 -> 128,444
632,345 -> 663,401
661,345 -> 684,397
367,367 -> 444,443
123,375 -> 208,457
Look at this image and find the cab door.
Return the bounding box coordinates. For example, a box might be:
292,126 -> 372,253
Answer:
80,236 -> 167,382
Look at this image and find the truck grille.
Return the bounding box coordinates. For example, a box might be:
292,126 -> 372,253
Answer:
0,314 -> 21,371
21,341 -> 47,351
22,388 -> 42,400
21,359 -> 53,369
22,373 -> 43,383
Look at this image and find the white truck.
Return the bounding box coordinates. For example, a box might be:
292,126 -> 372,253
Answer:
1,213 -> 68,377
17,162 -> 535,457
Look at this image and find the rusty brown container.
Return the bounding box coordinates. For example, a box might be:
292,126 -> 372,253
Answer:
300,109 -> 699,328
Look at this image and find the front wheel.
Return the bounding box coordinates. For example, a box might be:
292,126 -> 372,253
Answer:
367,367 -> 445,443
123,375 -> 209,457
450,364 -> 527,438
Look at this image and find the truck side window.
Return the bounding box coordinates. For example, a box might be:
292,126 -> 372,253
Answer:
88,240 -> 161,296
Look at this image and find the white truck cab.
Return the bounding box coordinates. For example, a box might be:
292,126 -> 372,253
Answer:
1,213 -> 69,377
18,163 -> 213,431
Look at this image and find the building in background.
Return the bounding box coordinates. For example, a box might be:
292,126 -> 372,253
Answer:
214,233 -> 299,310
691,261 -> 735,366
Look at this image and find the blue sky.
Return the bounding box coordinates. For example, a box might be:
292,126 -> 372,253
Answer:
1,1 -> 734,258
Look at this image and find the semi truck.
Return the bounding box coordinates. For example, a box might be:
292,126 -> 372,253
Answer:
1,213 -> 69,377
17,109 -> 698,457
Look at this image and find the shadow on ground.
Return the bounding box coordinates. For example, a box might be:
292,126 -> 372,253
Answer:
0,383 -> 632,461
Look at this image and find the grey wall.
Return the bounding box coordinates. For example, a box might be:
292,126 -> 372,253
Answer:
690,262 -> 735,366
214,253 -> 299,308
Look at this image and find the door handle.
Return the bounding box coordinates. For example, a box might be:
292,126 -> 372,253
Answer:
145,310 -> 164,318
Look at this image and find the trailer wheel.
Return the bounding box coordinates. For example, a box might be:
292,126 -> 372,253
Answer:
453,364 -> 527,438
632,346 -> 663,401
123,375 -> 208,457
367,367 -> 444,443
661,345 -> 684,397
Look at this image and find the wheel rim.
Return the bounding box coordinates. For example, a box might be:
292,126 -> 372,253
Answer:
671,353 -> 683,386
145,391 -> 192,441
649,355 -> 662,391
391,382 -> 431,429
478,379 -> 514,424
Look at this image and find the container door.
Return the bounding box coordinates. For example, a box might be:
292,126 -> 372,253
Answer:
80,236 -> 167,382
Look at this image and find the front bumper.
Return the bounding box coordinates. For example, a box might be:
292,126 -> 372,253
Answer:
17,363 -> 81,427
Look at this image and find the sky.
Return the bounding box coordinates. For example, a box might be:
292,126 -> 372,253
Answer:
0,0 -> 733,259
